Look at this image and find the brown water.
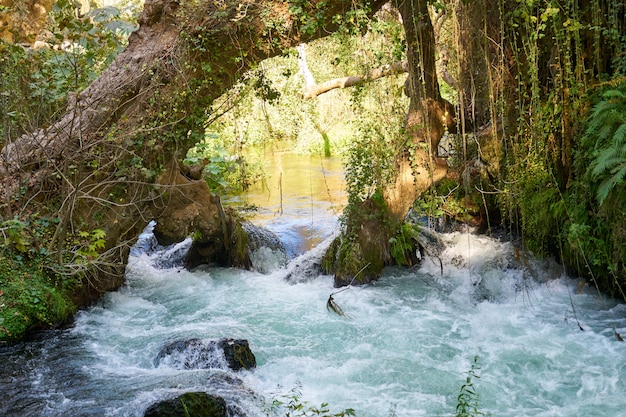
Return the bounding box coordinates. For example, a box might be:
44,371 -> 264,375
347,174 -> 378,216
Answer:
224,150 -> 346,254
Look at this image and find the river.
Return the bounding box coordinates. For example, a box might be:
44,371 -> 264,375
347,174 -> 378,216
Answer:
1,153 -> 625,417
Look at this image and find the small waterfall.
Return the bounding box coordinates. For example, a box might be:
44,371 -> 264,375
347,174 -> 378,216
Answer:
281,233 -> 336,284
242,222 -> 288,274
131,221 -> 292,274
130,221 -> 192,270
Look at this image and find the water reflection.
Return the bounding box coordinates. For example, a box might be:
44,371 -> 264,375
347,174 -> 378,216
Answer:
224,150 -> 346,252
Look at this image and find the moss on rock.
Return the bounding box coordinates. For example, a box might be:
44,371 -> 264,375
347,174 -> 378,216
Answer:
143,392 -> 228,417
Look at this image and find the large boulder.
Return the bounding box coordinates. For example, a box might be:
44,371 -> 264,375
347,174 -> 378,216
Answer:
155,338 -> 256,371
144,392 -> 227,417
152,170 -> 251,270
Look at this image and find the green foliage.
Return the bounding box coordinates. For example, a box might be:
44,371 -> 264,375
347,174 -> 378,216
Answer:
46,0 -> 133,94
342,86 -> 406,222
456,356 -> 489,417
584,83 -> 626,205
74,229 -> 107,261
389,223 -> 420,266
410,178 -> 481,229
0,252 -> 76,343
562,94 -> 626,298
0,0 -> 136,343
0,216 -> 58,256
0,0 -> 134,145
265,384 -> 356,417
191,13 -> 407,195
185,134 -> 257,193
510,160 -> 564,256
1,218 -> 31,253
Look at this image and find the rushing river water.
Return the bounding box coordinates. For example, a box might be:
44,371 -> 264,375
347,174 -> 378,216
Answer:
2,154 -> 626,417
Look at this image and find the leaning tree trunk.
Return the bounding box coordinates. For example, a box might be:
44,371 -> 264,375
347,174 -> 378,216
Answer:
0,0 -> 387,305
328,0 -> 456,286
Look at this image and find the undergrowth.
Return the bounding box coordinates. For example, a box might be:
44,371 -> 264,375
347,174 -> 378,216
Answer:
264,384 -> 356,417
0,250 -> 76,344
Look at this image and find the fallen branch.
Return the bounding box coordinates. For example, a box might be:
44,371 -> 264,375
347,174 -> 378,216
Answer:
303,61 -> 408,99
326,263 -> 370,317
297,43 -> 408,99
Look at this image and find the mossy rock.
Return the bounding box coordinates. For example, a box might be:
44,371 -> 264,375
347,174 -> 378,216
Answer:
221,338 -> 256,371
155,338 -> 256,371
143,392 -> 227,417
0,255 -> 76,345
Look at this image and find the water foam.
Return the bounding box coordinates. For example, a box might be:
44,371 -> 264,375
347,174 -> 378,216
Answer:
1,231 -> 625,417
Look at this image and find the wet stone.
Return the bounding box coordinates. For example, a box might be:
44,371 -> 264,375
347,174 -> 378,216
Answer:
155,338 -> 256,371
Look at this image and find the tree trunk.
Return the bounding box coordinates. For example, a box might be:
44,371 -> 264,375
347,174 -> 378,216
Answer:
328,0 -> 456,286
0,0 -> 386,304
386,0 -> 455,220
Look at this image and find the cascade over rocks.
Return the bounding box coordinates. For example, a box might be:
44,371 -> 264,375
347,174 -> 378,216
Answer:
155,338 -> 256,371
152,168 -> 252,270
243,222 -> 288,273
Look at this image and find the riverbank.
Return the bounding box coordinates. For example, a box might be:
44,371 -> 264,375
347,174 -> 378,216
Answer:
0,254 -> 76,344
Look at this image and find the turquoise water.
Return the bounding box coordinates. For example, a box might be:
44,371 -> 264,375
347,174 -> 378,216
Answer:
2,229 -> 625,416
1,155 -> 625,416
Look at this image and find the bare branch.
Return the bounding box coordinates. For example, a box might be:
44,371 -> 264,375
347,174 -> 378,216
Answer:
302,60 -> 409,99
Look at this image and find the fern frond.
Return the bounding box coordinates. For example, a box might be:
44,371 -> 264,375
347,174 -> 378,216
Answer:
597,164 -> 626,205
601,88 -> 626,100
591,153 -> 624,178
611,123 -> 626,148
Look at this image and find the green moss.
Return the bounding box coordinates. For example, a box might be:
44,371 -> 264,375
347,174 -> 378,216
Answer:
144,392 -> 227,417
321,236 -> 341,274
228,219 -> 252,269
336,238 -> 367,278
0,254 -> 76,344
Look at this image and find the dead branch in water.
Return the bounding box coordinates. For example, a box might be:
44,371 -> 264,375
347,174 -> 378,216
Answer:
326,263 -> 370,317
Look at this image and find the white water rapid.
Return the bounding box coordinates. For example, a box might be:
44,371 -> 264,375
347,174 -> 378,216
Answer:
1,224 -> 626,417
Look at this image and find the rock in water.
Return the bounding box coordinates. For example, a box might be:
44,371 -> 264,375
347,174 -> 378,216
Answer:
155,338 -> 256,371
144,392 -> 227,417
220,339 -> 257,371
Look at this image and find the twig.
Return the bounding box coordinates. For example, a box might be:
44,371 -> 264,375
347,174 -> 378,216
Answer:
566,285 -> 584,332
326,263 -> 370,316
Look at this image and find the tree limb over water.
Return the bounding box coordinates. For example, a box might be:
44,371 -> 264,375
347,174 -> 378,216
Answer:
298,43 -> 409,99
0,0 -> 452,309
